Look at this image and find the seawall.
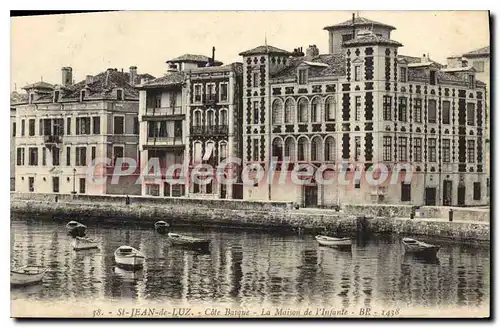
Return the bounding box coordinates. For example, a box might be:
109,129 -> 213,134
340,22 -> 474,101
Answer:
10,193 -> 490,244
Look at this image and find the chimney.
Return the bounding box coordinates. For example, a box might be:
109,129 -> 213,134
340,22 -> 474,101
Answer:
61,67 -> 73,86
352,13 -> 356,38
422,54 -> 428,63
446,56 -> 462,69
129,66 -> 137,85
212,46 -> 216,66
85,75 -> 93,85
306,45 -> 319,59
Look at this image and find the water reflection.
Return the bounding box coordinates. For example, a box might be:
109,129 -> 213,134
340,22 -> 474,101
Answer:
10,216 -> 490,309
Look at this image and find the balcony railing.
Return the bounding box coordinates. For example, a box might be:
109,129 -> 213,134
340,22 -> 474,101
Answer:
43,135 -> 62,144
144,106 -> 184,117
145,136 -> 184,146
191,125 -> 228,136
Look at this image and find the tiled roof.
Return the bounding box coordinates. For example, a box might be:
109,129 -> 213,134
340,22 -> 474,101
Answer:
22,81 -> 54,90
324,16 -> 395,30
463,46 -> 490,57
167,54 -> 223,66
239,45 -> 293,56
188,62 -> 243,75
407,65 -> 482,87
140,71 -> 186,89
441,66 -> 475,73
10,91 -> 28,105
343,33 -> 402,47
271,53 -> 346,79
398,55 -> 444,68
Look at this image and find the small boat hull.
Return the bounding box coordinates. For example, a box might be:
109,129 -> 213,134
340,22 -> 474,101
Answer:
315,235 -> 352,249
154,221 -> 170,234
66,221 -> 87,237
402,238 -> 440,257
114,246 -> 145,270
72,237 -> 99,251
168,233 -> 211,250
11,267 -> 46,286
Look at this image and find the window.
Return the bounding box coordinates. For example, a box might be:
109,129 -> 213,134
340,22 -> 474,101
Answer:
398,137 -> 407,161
116,89 -> 123,100
207,84 -> 215,101
92,116 -> 100,134
76,147 -> 87,166
54,119 -> 64,135
354,66 -> 361,81
52,176 -> 59,193
28,177 -> 34,192
114,116 -> 124,134
253,71 -> 259,87
311,98 -> 320,123
428,99 -> 437,123
468,75 -> 475,89
133,117 -> 139,134
285,138 -> 296,161
430,70 -> 436,85
220,142 -> 228,161
414,98 -> 422,123
383,96 -> 392,121
52,147 -> 60,166
220,110 -> 228,126
28,119 -> 35,136
298,98 -> 308,123
76,117 -> 91,135
325,137 -> 335,162
398,97 -> 407,122
206,110 -> 214,127
91,146 -> 96,162
355,96 -> 362,121
284,99 -> 294,123
80,90 -> 86,101
220,83 -> 228,101
342,34 -> 353,42
311,137 -> 321,162
442,139 -> 451,163
174,121 -> 182,138
194,111 -> 201,126
21,119 -> 25,136
428,138 -> 437,162
298,70 -> 307,84
297,138 -> 307,161
41,147 -> 46,166
400,67 -> 407,83
194,85 -> 202,102
146,184 -> 160,196
113,146 -> 124,165
325,97 -> 335,121
383,136 -> 392,161
467,103 -> 475,125
252,138 -> 259,162
54,90 -> 60,102
442,101 -> 450,124
414,138 -> 422,162
467,140 -> 475,163
253,101 -> 259,124
66,146 -> 71,166
155,93 -> 162,108
473,61 -> 484,73
66,118 -> 71,135
401,183 -> 411,201
28,147 -> 38,166
16,148 -> 25,165
12,122 -> 16,137
355,137 -> 361,161
272,101 -> 283,124
473,182 -> 481,200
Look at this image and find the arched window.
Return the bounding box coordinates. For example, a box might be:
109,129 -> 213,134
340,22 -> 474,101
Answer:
297,98 -> 308,123
297,137 -> 308,161
325,96 -> 336,121
206,110 -> 214,127
193,142 -> 202,164
272,138 -> 283,161
311,97 -> 321,123
284,98 -> 295,124
220,109 -> 228,126
311,136 -> 322,162
219,141 -> 228,161
194,111 -> 202,126
325,136 -> 335,162
284,138 -> 296,161
272,100 -> 283,124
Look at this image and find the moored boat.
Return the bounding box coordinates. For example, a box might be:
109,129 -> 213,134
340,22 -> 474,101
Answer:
66,221 -> 87,237
315,235 -> 352,249
114,246 -> 145,270
168,233 -> 210,250
402,237 -> 440,256
11,266 -> 47,286
72,236 -> 100,251
154,220 -> 170,234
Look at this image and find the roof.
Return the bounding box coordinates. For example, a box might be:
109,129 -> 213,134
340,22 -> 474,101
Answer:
343,33 -> 402,47
188,62 -> 243,75
139,71 -> 186,89
271,53 -> 346,79
324,16 -> 396,31
398,55 -> 444,69
239,45 -> 293,56
441,66 -> 476,73
167,54 -> 223,65
463,46 -> 490,58
22,81 -> 54,90
10,91 -> 28,105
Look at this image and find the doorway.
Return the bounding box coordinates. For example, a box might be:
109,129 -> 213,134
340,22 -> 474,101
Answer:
457,184 -> 466,206
79,178 -> 86,194
424,187 -> 436,205
443,180 -> 452,206
303,185 -> 318,207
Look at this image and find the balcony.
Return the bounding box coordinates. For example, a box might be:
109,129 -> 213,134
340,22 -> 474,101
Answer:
191,125 -> 228,136
43,135 -> 62,146
143,106 -> 184,119
144,136 -> 184,149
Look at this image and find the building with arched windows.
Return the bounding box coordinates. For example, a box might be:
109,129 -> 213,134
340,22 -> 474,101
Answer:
239,14 -> 488,207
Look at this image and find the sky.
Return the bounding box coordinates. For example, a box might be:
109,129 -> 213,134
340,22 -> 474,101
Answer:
10,11 -> 489,90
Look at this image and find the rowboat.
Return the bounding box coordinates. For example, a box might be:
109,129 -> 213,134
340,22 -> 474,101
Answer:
154,220 -> 170,234
168,233 -> 210,250
402,237 -> 440,256
114,246 -> 145,269
66,221 -> 87,237
72,236 -> 100,251
11,266 -> 47,286
315,235 -> 352,249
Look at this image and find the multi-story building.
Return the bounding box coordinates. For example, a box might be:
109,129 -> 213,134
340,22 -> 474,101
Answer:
14,66 -> 153,195
10,91 -> 27,191
239,15 -> 488,207
137,51 -> 244,199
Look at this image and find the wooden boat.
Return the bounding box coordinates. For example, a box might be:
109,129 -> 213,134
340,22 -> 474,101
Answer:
154,220 -> 170,234
11,266 -> 47,286
114,246 -> 145,269
315,235 -> 352,248
168,233 -> 210,249
402,237 -> 440,256
66,221 -> 87,237
72,236 -> 100,251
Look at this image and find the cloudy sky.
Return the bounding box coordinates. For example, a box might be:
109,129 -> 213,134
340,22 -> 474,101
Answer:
11,11 -> 489,90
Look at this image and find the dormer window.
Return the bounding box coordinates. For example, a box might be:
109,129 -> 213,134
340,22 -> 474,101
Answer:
354,65 -> 361,81
80,90 -> 86,102
116,89 -> 123,100
29,93 -> 34,104
468,75 -> 475,89
298,69 -> 307,85
400,67 -> 407,83
429,70 -> 436,85
53,90 -> 60,103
